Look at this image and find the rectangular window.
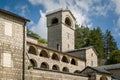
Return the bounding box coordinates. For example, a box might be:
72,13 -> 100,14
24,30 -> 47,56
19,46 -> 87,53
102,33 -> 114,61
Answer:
4,22 -> 12,36
67,33 -> 70,39
91,61 -> 93,66
68,44 -> 69,49
2,53 -> 12,67
57,44 -> 60,51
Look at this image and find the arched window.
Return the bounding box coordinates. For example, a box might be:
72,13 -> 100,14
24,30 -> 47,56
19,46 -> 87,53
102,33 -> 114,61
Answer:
28,46 -> 37,55
61,56 -> 69,63
52,65 -> 59,71
100,76 -> 108,80
40,62 -> 49,69
30,59 -> 37,67
51,53 -> 59,61
40,50 -> 49,58
71,58 -> 77,65
65,17 -> 71,26
62,67 -> 69,72
52,18 -> 58,24
74,70 -> 80,74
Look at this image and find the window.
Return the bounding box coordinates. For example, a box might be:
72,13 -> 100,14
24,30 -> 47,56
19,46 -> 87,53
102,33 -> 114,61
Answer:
62,67 -> 69,72
40,50 -> 49,58
52,18 -> 58,25
30,59 -> 37,67
100,75 -> 108,80
52,65 -> 59,71
65,17 -> 71,26
91,53 -> 93,56
68,44 -> 69,49
71,58 -> 77,65
40,62 -> 49,69
57,44 -> 60,51
4,22 -> 12,36
61,56 -> 69,63
74,70 -> 80,73
91,61 -> 93,66
2,53 -> 13,67
67,33 -> 70,39
51,53 -> 59,61
28,46 -> 37,55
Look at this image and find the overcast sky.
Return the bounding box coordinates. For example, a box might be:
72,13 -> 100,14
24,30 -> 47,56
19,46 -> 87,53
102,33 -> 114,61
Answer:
0,0 -> 120,49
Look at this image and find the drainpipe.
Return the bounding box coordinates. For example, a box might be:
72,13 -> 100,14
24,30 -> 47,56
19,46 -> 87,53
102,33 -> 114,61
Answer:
22,21 -> 27,80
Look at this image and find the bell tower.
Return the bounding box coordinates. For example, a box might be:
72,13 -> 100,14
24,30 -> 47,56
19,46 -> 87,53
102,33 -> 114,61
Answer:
46,9 -> 75,52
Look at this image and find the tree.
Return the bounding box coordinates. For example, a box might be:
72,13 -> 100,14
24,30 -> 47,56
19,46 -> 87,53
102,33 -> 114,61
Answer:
27,28 -> 47,44
89,27 -> 104,58
75,25 -> 90,49
104,30 -> 118,54
109,50 -> 120,64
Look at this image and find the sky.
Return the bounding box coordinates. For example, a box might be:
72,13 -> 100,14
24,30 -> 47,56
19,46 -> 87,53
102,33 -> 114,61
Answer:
0,0 -> 120,49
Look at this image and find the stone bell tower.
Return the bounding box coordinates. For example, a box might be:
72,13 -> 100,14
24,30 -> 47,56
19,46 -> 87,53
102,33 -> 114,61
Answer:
46,9 -> 76,52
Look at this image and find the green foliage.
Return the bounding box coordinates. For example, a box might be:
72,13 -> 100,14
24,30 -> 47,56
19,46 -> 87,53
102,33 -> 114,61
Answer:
75,25 -> 118,60
27,29 -> 40,39
109,50 -> 120,64
103,30 -> 118,54
38,38 -> 47,44
27,28 -> 47,44
89,27 -> 104,58
75,25 -> 90,48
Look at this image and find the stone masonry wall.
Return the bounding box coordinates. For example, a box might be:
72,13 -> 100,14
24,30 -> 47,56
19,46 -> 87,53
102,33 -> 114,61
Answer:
0,12 -> 25,80
25,69 -> 88,80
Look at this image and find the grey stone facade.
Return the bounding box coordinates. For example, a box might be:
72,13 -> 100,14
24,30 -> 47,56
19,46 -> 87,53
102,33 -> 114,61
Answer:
1,8 -> 119,80
0,9 -> 29,79
47,9 -> 75,52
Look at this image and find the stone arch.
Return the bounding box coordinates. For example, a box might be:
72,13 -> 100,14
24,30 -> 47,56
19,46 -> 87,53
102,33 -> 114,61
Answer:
74,70 -> 80,74
100,75 -> 108,80
71,58 -> 78,65
62,67 -> 69,72
40,62 -> 49,69
52,17 -> 58,25
51,53 -> 60,61
28,45 -> 37,55
30,59 -> 37,67
61,56 -> 69,63
65,17 -> 71,27
39,50 -> 49,58
52,64 -> 60,71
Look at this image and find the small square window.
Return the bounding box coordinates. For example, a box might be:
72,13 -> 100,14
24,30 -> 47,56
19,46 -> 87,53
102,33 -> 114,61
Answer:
4,22 -> 12,36
2,53 -> 13,67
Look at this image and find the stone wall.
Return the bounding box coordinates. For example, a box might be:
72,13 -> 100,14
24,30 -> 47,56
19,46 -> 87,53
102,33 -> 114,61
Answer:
27,42 -> 86,73
25,68 -> 88,80
96,73 -> 111,80
86,48 -> 98,67
0,11 -> 25,79
47,10 -> 75,52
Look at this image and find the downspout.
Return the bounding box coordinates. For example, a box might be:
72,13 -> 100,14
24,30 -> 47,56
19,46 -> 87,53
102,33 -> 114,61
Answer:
85,50 -> 87,67
22,21 -> 27,80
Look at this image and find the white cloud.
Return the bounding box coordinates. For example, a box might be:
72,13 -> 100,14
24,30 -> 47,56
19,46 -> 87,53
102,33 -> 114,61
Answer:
112,0 -> 120,36
28,0 -> 112,38
30,10 -> 47,39
15,5 -> 28,17
112,0 -> 120,15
